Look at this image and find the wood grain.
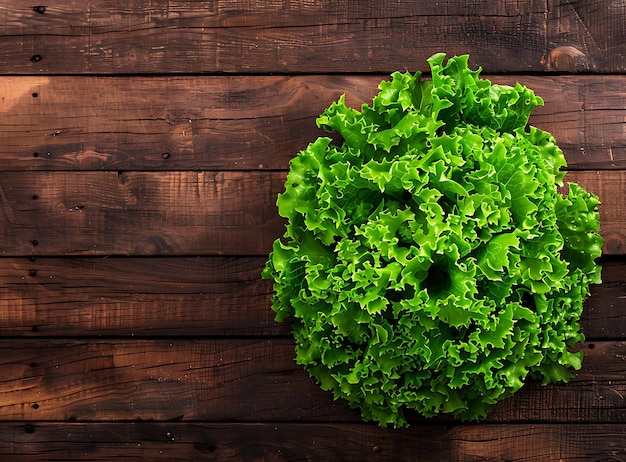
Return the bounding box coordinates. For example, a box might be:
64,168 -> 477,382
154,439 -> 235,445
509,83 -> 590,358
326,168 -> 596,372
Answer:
0,257 -> 621,339
0,257 -> 281,337
1,75 -> 625,171
0,0 -> 550,74
546,0 -> 626,73
0,171 -> 286,256
1,422 -> 625,461
0,338 -> 346,422
1,0 -> 624,74
0,75 -> 377,171
586,259 -> 626,340
0,339 -> 625,423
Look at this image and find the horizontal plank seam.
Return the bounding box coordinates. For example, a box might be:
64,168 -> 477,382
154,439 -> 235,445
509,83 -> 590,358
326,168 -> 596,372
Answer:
0,168 -> 622,174
3,70 -> 626,77
0,335 -> 292,341
0,418 -> 621,426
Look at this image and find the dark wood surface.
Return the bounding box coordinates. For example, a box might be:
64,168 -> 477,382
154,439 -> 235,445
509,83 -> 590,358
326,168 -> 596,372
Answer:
0,75 -> 625,171
3,422 -> 625,462
1,1 -> 625,74
0,171 -> 286,256
1,1 -> 625,460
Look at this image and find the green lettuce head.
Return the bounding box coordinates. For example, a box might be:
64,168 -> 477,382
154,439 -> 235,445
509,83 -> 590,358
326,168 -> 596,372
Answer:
263,53 -> 603,427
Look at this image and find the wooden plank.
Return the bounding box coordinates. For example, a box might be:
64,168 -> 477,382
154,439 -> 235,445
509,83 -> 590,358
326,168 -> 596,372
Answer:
1,75 -> 625,171
0,1 -> 551,74
0,171 -> 286,256
0,257 -> 622,338
1,339 -> 626,423
0,338 -> 346,422
0,170 -> 622,256
2,0 -> 622,75
1,422 -> 625,461
0,75 -> 378,171
0,257 -> 282,337
586,259 -> 626,339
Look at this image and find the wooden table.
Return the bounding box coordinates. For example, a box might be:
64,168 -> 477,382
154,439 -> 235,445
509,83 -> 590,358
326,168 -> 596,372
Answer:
0,1 -> 624,460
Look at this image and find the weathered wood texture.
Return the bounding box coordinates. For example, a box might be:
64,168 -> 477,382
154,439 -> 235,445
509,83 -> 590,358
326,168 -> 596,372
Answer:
0,257 -> 279,336
0,258 -> 622,338
1,75 -> 625,171
1,0 -> 625,74
0,339 -> 623,423
0,171 -> 285,256
1,422 -> 625,461
547,0 -> 626,72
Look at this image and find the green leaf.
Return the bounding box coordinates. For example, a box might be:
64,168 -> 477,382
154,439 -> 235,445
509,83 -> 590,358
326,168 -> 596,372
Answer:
480,233 -> 521,272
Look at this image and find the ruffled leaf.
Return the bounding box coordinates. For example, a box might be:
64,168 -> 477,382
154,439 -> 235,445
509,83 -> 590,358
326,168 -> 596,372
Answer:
264,53 -> 603,428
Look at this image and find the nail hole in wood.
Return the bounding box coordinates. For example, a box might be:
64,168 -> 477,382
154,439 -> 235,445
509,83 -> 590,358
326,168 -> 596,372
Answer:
32,92 -> 38,98
33,152 -> 39,157
31,55 -> 42,63
29,362 -> 37,368
24,425 -> 35,434
29,269 -> 37,277
33,6 -> 46,14
32,195 -> 38,200
588,343 -> 595,350
31,403 -> 40,410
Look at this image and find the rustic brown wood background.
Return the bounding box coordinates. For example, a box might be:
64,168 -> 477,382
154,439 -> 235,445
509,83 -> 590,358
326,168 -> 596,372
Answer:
0,1 -> 625,460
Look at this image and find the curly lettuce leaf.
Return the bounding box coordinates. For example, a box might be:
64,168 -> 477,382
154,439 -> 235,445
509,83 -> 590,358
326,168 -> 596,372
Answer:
263,53 -> 603,427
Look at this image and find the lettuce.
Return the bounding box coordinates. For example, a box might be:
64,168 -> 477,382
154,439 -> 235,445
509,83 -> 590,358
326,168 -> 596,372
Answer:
263,53 -> 603,427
